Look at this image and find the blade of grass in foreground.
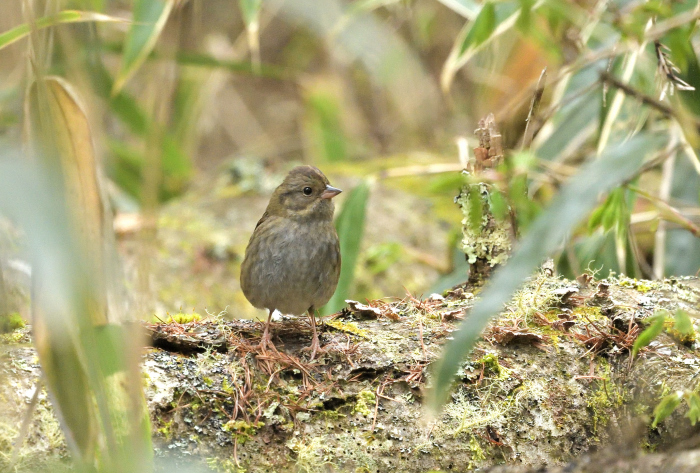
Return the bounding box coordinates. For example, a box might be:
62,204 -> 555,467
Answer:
24,75 -> 152,470
429,132 -> 665,411
0,10 -> 126,51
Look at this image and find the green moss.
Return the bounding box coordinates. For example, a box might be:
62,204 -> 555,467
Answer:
326,320 -> 369,338
664,318 -> 697,344
353,390 -> 376,417
0,312 -> 25,333
287,436 -> 336,473
586,362 -> 625,433
223,420 -> 265,445
468,435 -> 486,469
161,312 -> 202,324
616,276 -> 659,293
0,330 -> 25,343
157,419 -> 174,440
319,409 -> 346,421
206,457 -> 246,473
572,306 -> 604,322
477,353 -> 509,380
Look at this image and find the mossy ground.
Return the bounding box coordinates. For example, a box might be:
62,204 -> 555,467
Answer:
2,276 -> 699,471
142,275 -> 700,472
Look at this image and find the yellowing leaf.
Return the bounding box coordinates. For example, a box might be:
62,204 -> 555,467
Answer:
26,76 -> 107,325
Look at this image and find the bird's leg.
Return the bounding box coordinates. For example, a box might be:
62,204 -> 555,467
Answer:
260,309 -> 274,353
307,309 -> 322,360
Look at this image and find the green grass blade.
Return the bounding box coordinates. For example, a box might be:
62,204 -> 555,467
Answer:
428,132 -> 665,411
113,0 -> 174,94
0,10 -> 126,51
321,180 -> 371,315
632,313 -> 667,358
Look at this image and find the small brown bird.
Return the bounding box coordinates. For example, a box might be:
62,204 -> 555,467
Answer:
240,165 -> 342,359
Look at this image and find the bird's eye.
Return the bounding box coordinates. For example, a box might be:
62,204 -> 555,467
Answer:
303,187 -> 313,196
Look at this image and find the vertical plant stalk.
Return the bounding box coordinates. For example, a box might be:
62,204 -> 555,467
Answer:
246,18 -> 261,74
458,114 -> 513,285
137,68 -> 172,313
653,135 -> 678,279
596,20 -> 652,273
521,67 -> 547,151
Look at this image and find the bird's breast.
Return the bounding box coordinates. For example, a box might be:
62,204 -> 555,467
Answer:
242,217 -> 340,315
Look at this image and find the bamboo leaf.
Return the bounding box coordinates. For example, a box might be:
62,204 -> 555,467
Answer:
113,0 -> 174,94
429,133 -> 664,411
686,392 -> 700,426
651,391 -> 683,428
26,77 -> 107,324
673,309 -> 694,337
632,313 -> 667,358
321,180 -> 371,315
0,10 -> 126,51
23,77 -> 152,470
441,1 -> 537,92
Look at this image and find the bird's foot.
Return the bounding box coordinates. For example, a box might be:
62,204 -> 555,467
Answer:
259,326 -> 279,354
300,334 -> 326,361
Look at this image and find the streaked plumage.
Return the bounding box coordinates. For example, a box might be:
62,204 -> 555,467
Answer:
240,165 -> 341,358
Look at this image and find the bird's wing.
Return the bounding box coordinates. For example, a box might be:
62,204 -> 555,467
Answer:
254,211 -> 270,230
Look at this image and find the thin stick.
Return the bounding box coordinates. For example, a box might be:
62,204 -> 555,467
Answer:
599,71 -> 688,122
521,67 -> 547,150
418,318 -> 427,361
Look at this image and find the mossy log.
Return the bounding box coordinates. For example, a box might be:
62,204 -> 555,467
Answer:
2,274 -> 700,472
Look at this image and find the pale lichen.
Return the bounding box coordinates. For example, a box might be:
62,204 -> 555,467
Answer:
457,182 -> 512,267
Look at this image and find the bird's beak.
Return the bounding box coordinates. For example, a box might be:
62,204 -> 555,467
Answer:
321,185 -> 342,199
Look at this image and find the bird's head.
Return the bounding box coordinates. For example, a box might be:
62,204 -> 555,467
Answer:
266,165 -> 342,221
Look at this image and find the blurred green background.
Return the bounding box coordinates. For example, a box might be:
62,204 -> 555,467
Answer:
3,0 -> 698,325
1,0 -> 700,471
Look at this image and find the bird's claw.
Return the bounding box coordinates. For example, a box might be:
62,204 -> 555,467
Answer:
300,335 -> 326,361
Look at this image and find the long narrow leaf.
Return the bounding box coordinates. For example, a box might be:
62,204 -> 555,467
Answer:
24,77 -> 152,470
429,133 -> 664,410
0,10 -> 126,51
113,0 -> 174,94
632,314 -> 666,358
